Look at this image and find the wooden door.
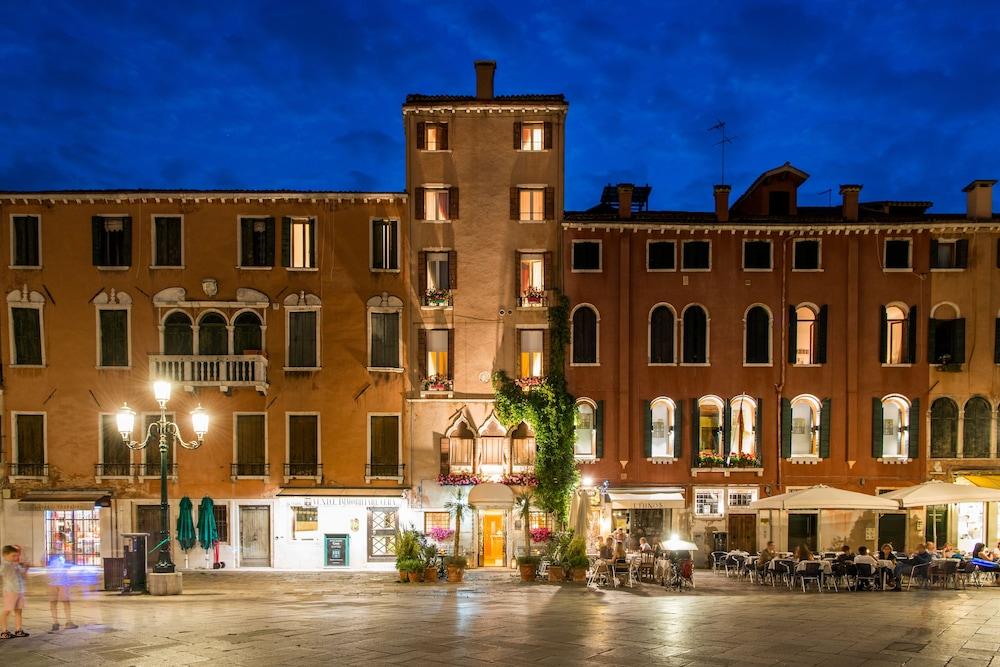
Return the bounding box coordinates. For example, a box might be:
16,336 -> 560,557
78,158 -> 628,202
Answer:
727,513 -> 756,552
239,505 -> 270,567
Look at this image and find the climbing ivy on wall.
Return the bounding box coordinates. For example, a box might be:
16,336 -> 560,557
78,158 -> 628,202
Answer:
493,292 -> 578,525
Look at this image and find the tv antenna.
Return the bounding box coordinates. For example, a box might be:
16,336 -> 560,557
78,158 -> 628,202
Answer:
817,188 -> 832,206
708,120 -> 736,184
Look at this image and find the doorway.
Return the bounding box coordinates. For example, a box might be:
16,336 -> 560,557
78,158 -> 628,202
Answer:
480,511 -> 506,567
925,505 -> 948,548
788,513 -> 817,553
878,513 -> 907,552
727,514 -> 756,553
239,505 -> 270,567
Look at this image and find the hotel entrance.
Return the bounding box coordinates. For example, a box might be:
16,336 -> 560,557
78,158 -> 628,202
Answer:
480,510 -> 507,567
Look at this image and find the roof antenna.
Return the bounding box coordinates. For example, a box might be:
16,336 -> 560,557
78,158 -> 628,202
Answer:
817,188 -> 833,207
708,120 -> 736,184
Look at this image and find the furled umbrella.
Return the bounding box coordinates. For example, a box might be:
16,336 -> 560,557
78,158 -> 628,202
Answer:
197,496 -> 220,568
571,488 -> 590,538
176,496 -> 196,568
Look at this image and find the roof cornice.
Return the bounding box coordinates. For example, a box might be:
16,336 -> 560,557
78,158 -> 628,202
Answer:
0,191 -> 407,204
561,220 -> 1000,234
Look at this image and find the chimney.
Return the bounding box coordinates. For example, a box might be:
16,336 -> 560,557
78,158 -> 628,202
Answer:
617,184 -> 634,219
474,60 -> 496,100
964,180 -> 997,220
714,185 -> 731,222
839,184 -> 862,222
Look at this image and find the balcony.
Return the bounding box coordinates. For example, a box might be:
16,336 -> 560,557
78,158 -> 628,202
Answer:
94,463 -> 132,478
284,462 -> 322,481
517,291 -> 548,308
149,355 -> 268,393
9,462 -> 48,478
422,289 -> 453,308
366,463 -> 405,481
134,463 -> 179,479
231,463 -> 269,478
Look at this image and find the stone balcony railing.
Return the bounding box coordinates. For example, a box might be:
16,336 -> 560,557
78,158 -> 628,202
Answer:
149,355 -> 268,393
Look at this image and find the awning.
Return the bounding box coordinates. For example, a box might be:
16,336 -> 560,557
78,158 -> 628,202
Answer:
961,475 -> 1000,491
18,490 -> 111,511
468,482 -> 514,507
882,479 -> 1000,506
607,491 -> 685,509
750,485 -> 897,511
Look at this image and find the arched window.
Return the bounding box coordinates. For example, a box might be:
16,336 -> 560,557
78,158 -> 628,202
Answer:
649,305 -> 675,364
880,395 -> 910,458
790,395 -> 821,457
571,305 -> 598,364
198,312 -> 228,355
163,311 -> 193,355
929,303 -> 965,365
233,312 -> 263,355
574,400 -> 596,457
682,305 -> 708,364
744,305 -> 770,364
930,397 -> 958,458
697,396 -> 724,456
963,396 -> 991,458
650,397 -> 676,458
730,396 -> 757,458
795,305 -> 816,365
883,304 -> 908,365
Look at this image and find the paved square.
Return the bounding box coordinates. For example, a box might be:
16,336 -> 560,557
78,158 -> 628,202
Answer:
3,570 -> 1000,666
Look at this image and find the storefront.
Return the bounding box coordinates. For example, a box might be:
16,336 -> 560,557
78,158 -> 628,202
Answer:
604,489 -> 685,549
3,490 -> 112,568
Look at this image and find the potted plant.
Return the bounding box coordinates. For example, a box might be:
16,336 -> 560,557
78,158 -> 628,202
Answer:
564,535 -> 589,582
545,531 -> 573,582
399,558 -> 424,583
516,555 -> 541,582
523,286 -> 545,305
425,288 -> 451,307
394,528 -> 421,582
422,543 -> 439,583
444,488 -> 472,582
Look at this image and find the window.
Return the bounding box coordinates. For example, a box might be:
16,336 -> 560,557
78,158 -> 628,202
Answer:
647,241 -> 676,271
98,308 -> 129,367
698,396 -> 724,457
571,305 -> 598,364
963,397 -> 991,458
425,329 -> 450,378
743,240 -> 772,270
370,311 -> 400,369
370,219 -> 399,270
694,489 -> 723,517
730,396 -> 757,458
14,413 -> 46,477
141,413 -> 174,476
882,304 -> 912,365
234,414 -> 266,477
929,304 -> 965,365
99,414 -> 130,477
879,395 -> 910,458
571,241 -> 601,271
518,252 -> 549,305
519,188 -> 544,221
368,508 -> 398,560
930,239 -> 968,270
426,251 -> 452,296
213,506 -> 229,543
790,304 -> 827,365
287,414 -> 319,478
423,188 -> 450,221
793,239 -> 820,270
287,310 -> 318,368
529,511 -> 554,530
369,415 -> 401,478
728,488 -> 758,508
884,238 -> 912,270
10,305 -> 43,366
768,191 -> 790,216
789,395 -> 821,457
233,312 -> 263,355
650,397 -> 675,458
424,512 -> 450,533
198,313 -> 228,355
11,215 -> 40,267
45,509 -> 100,566
649,305 -> 675,364
681,240 -> 710,270
238,216 -> 274,267
519,121 -> 546,151
682,305 -> 708,364
418,122 -> 448,151
930,398 -> 958,458
292,507 -> 319,540
152,216 -> 182,267
282,217 -> 316,269
91,215 -> 132,267
163,311 -> 193,355
574,400 -> 596,457
520,329 -> 544,378
744,305 -> 771,364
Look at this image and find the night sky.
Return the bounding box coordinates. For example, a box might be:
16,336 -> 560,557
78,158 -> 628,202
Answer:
2,1 -> 998,212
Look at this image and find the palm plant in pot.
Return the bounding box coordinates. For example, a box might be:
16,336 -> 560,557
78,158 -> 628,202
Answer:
564,535 -> 590,582
514,490 -> 540,581
546,530 -> 574,582
444,488 -> 471,582
422,543 -> 439,583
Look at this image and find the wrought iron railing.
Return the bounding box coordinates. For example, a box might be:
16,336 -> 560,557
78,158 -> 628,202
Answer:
231,463 -> 269,477
94,463 -> 132,477
9,462 -> 47,477
285,462 -> 322,478
366,463 -> 405,478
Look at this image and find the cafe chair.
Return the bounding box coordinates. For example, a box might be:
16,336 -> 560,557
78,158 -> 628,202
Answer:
638,551 -> 656,582
852,563 -> 878,591
710,551 -> 728,576
905,562 -> 931,590
929,559 -> 959,590
796,561 -> 823,592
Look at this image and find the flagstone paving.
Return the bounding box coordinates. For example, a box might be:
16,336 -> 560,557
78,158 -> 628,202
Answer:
3,569 -> 1000,666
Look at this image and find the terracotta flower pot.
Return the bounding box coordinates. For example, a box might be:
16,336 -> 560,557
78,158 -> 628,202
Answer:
519,564 -> 537,582
446,565 -> 465,583
548,565 -> 565,582
424,566 -> 438,582
399,570 -> 408,582
407,571 -> 422,583
572,567 -> 587,582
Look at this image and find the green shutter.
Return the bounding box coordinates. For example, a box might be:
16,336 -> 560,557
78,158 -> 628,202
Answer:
308,218 -> 316,268
288,415 -> 318,464
879,305 -> 888,363
952,318 -> 966,363
690,400 -> 700,463
787,305 -> 797,363
237,415 -> 266,466
906,305 -> 918,363
281,216 -> 291,267
929,239 -> 940,268
816,305 -> 828,364
755,397 -> 763,457
371,416 -> 399,466
289,311 -> 317,367
264,217 -> 275,266
92,216 -> 104,266
643,400 -> 652,458
871,397 -> 883,459
908,398 -> 920,460
12,307 -> 42,365
819,399 -> 831,458
722,398 -> 732,458
927,318 -> 937,363
595,400 -> 604,459
16,414 -> 44,465
240,219 -> 254,266
673,399 -> 683,460
955,239 -> 969,268
780,398 -> 792,458
121,216 -> 132,266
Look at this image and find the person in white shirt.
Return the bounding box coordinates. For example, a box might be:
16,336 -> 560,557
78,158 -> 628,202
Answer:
853,545 -> 879,567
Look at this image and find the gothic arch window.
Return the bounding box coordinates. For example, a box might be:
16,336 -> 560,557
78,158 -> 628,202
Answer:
162,311 -> 193,355
233,311 -> 263,354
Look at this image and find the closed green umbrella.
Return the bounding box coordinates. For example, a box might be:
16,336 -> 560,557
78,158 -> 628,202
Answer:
197,496 -> 219,551
176,496 -> 196,551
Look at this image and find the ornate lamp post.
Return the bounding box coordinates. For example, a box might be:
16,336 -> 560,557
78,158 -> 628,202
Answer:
117,380 -> 208,573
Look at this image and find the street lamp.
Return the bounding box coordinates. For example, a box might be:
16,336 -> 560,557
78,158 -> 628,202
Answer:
117,382 -> 208,574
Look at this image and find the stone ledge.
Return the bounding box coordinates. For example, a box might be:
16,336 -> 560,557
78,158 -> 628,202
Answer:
149,572 -> 183,596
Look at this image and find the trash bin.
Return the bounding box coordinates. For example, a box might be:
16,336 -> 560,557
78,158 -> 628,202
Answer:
102,557 -> 125,591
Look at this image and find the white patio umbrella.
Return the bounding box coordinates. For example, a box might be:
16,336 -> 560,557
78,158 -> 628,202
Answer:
749,484 -> 898,511
570,488 -> 590,537
880,481 -> 1000,545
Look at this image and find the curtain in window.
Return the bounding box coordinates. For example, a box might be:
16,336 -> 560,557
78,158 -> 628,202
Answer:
236,415 -> 266,469
371,220 -> 398,270
12,307 -> 42,365
233,312 -> 262,354
163,312 -> 193,355
198,313 -> 228,355
572,307 -> 597,363
16,414 -> 44,464
650,306 -> 674,363
288,311 -> 317,367
288,416 -> 318,464
930,398 -> 958,458
370,416 -> 399,466
370,312 -> 399,367
99,309 -> 128,366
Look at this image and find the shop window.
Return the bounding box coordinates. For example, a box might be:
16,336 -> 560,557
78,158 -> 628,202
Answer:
694,489 -> 723,517
571,305 -> 598,364
682,305 -> 708,364
963,397 -> 991,458
45,509 -> 100,566
681,240 -> 710,270
930,397 -> 958,458
793,239 -> 820,270
649,305 -> 675,364
744,305 -> 771,364
424,512 -> 450,533
647,241 -> 675,271
572,240 -> 601,271
238,217 -> 274,268
743,240 -> 772,270
92,215 -> 132,267
292,506 -> 319,540
11,215 -> 41,267
884,239 -> 911,270
152,216 -> 182,267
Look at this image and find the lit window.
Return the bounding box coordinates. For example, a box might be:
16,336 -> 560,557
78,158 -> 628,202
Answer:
698,396 -> 723,457
292,506 -> 319,540
885,305 -> 907,365
521,122 -> 544,151
574,401 -> 595,457
694,489 -> 723,517
426,329 -> 449,377
729,396 -> 757,458
795,306 -> 816,365
424,189 -> 450,221
881,396 -> 910,458
289,218 -> 315,269
727,489 -> 758,508
371,219 -> 398,271
650,398 -> 675,458
520,253 -> 545,300
424,123 -> 447,151
520,330 -> 544,378
791,395 -> 821,457
424,512 -> 450,533
519,189 -> 545,221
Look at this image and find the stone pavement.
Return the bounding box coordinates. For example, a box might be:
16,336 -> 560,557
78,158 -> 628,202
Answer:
3,569 -> 1000,666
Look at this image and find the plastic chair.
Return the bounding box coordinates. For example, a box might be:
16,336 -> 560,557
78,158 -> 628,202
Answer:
930,559 -> 959,589
710,551 -> 728,575
796,561 -> 823,592
852,563 -> 878,591
904,562 -> 931,590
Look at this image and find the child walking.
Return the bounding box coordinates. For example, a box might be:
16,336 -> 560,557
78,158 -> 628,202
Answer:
47,551 -> 77,632
2,544 -> 30,639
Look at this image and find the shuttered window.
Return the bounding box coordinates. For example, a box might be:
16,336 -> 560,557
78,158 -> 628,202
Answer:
649,306 -> 675,364
11,306 -> 43,365
287,310 -> 318,368
930,398 -> 958,458
930,239 -> 968,270
369,415 -> 400,468
682,306 -> 708,364
233,312 -> 263,354
152,216 -> 182,267
235,414 -> 266,476
239,217 -> 275,267
198,313 -> 228,355
281,217 -> 316,269
288,415 -> 319,467
12,215 -> 40,267
98,309 -> 129,367
91,216 -> 132,267
744,306 -> 770,364
371,219 -> 398,270
370,311 -> 400,368
100,414 -> 130,476
16,414 -> 45,467
163,312 -> 193,355
571,306 -> 598,364
963,397 -> 991,458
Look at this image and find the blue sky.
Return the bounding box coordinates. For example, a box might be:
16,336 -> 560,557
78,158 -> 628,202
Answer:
1,1 -> 998,212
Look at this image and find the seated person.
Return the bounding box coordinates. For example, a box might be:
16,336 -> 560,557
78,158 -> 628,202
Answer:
878,543 -> 896,563
757,541 -> 777,572
638,537 -> 653,553
892,544 -> 933,590
853,546 -> 879,589
794,544 -> 814,561
835,545 -> 854,563
613,541 -> 628,566
599,537 -> 614,560
941,543 -> 957,559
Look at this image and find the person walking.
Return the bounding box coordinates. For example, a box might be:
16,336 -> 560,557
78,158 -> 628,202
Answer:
47,549 -> 78,632
1,545 -> 30,639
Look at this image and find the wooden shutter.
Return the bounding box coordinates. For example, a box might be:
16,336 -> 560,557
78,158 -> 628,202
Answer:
906,305 -> 918,363
816,305 -> 828,363
121,216 -> 132,266
722,398 -> 732,458
308,218 -> 316,268
543,121 -> 553,149
448,187 -> 459,220
281,216 -> 292,267
995,318 -> 1000,364
17,414 -> 44,465
414,187 -> 425,220
418,251 -> 427,298
997,239 -> 1000,268
927,318 -> 937,363
673,400 -> 684,460
370,220 -> 382,269
439,123 -> 449,150
780,398 -> 792,458
819,399 -> 831,458
595,400 -> 604,459
92,216 -> 104,265
513,121 -> 522,149
643,400 -> 653,458
929,239 -> 940,268
543,251 -> 553,290
371,416 -> 399,467
908,398 -> 921,459
448,250 -> 458,289
439,437 -> 450,476
510,187 -> 519,220
289,311 -> 317,367
755,397 -> 763,455
544,186 -> 555,220
879,305 -> 888,363
871,397 -> 883,459
239,219 -> 253,266
447,329 -> 455,380
690,400 -> 700,462
955,239 -> 969,268
787,305 -> 797,363
12,308 -> 42,365
515,327 -> 522,377
289,416 -> 317,465
417,329 -> 427,378
388,220 -> 398,270
100,310 -> 128,367
264,217 -> 275,266
416,122 -> 425,149
952,318 -> 966,363
237,415 -> 266,466
542,329 -> 550,375
515,251 -> 523,298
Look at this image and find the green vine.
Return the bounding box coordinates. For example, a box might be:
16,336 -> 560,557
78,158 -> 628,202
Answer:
493,292 -> 578,525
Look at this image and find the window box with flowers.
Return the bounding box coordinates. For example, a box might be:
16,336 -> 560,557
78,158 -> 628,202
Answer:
501,471 -> 539,487
692,452 -> 764,477
514,376 -> 546,391
424,288 -> 452,308
437,472 -> 482,486
422,375 -> 453,392
729,452 -> 762,468
520,287 -> 547,308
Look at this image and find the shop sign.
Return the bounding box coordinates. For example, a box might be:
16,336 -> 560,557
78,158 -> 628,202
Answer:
298,497 -> 403,507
